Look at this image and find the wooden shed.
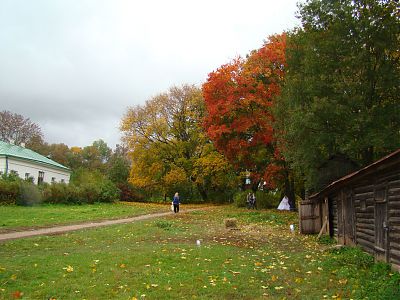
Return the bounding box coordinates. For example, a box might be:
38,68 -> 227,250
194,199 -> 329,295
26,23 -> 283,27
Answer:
299,149 -> 400,270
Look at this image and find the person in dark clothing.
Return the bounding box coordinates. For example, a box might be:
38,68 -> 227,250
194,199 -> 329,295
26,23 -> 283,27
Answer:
172,192 -> 180,213
250,193 -> 257,209
246,192 -> 252,209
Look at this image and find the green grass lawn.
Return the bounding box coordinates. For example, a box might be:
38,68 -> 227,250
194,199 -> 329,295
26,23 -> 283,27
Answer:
0,202 -> 173,230
0,205 -> 398,299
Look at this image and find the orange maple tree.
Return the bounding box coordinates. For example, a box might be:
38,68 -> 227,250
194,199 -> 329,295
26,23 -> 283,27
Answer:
202,34 -> 287,188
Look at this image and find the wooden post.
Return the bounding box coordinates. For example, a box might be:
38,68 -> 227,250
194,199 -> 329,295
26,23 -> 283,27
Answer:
317,216 -> 329,239
324,197 -> 330,235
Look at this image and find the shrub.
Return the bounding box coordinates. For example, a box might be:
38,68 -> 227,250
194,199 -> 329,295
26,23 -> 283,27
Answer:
117,183 -> 144,202
42,183 -> 69,204
233,191 -> 249,207
233,190 -> 281,209
78,183 -> 100,204
16,181 -> 42,206
66,184 -> 85,205
255,191 -> 280,209
0,179 -> 19,204
98,180 -> 120,203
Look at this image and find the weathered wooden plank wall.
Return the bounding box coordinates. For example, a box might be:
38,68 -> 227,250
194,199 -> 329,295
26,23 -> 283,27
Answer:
386,168 -> 400,268
353,182 -> 375,254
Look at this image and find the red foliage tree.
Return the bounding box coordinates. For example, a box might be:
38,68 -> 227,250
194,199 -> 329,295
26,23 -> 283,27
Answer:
202,34 -> 287,189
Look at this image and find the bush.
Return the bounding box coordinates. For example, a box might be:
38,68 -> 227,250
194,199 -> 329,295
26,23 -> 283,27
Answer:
117,183 -> 145,202
98,180 -> 120,203
233,190 -> 249,207
0,179 -> 19,204
16,181 -> 42,206
233,190 -> 281,209
42,183 -> 69,204
78,183 -> 100,204
255,191 -> 280,209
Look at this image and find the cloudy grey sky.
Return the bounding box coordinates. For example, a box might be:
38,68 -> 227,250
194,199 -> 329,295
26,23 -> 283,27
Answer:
0,0 -> 301,149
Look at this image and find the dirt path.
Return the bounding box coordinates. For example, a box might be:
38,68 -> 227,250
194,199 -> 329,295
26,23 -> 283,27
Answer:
0,208 -> 207,242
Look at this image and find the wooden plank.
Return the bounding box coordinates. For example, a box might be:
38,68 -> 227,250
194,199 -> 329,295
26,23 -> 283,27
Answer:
390,249 -> 400,260
389,210 -> 400,217
356,223 -> 374,231
388,195 -> 400,202
355,219 -> 374,225
357,238 -> 375,250
389,242 -> 400,251
357,227 -> 375,236
388,187 -> 400,194
353,192 -> 374,200
317,216 -> 329,238
354,185 -> 375,194
388,219 -> 400,226
389,202 -> 400,209
356,212 -> 374,219
357,231 -> 375,243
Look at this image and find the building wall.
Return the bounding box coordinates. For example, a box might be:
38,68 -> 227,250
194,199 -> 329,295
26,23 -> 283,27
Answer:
0,157 -> 6,175
327,164 -> 400,269
0,156 -> 70,184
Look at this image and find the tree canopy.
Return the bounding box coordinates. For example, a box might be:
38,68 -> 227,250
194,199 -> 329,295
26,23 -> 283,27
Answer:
276,0 -> 400,190
202,34 -> 288,190
0,110 -> 43,146
120,84 -> 238,201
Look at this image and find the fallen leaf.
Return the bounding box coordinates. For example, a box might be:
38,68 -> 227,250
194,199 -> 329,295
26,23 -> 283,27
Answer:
12,291 -> 23,299
63,265 -> 74,273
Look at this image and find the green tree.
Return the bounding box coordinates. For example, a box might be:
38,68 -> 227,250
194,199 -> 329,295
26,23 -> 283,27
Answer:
81,140 -> 112,172
277,0 -> 400,190
107,155 -> 130,184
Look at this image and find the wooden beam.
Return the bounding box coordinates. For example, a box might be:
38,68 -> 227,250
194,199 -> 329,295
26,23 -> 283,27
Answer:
317,216 -> 329,239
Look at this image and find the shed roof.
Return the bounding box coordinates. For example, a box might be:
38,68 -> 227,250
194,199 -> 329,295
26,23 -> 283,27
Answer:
310,148 -> 400,200
0,140 -> 70,171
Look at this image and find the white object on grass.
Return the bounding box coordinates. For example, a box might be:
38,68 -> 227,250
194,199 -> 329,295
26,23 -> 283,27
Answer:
277,196 -> 291,210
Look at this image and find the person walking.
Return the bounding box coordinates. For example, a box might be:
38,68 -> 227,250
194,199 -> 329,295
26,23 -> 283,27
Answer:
172,192 -> 180,213
246,192 -> 252,209
251,192 -> 257,209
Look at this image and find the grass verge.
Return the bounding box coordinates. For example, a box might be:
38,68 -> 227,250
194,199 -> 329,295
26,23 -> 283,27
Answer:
0,205 -> 398,299
0,202 -> 174,231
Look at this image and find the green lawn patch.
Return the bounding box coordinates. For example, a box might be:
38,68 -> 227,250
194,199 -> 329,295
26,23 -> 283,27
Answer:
0,205 -> 398,299
0,202 -> 169,230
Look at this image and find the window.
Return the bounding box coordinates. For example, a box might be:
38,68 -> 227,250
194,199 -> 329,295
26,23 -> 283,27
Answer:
38,171 -> 44,185
51,177 -> 56,183
61,179 -> 65,183
25,173 -> 30,180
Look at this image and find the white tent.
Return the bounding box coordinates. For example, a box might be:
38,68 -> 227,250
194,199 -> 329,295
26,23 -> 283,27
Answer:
277,196 -> 291,210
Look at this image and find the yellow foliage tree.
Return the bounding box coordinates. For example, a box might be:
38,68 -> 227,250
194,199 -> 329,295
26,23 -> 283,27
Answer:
120,84 -> 237,201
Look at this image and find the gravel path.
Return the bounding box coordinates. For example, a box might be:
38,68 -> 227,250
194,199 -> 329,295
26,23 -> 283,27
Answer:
0,208 -> 204,242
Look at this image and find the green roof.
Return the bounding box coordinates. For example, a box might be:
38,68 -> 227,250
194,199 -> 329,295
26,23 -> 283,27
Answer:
0,140 -> 70,171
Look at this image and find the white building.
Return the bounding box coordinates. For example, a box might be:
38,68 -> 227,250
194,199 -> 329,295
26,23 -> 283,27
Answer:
0,141 -> 71,184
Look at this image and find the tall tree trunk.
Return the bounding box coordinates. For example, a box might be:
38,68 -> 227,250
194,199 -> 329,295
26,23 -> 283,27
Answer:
284,170 -> 296,210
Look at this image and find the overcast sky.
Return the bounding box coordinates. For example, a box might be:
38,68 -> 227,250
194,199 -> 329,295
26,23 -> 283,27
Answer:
0,0 -> 301,149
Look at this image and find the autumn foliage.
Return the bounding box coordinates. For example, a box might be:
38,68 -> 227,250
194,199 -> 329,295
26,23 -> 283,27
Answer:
202,34 -> 286,187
